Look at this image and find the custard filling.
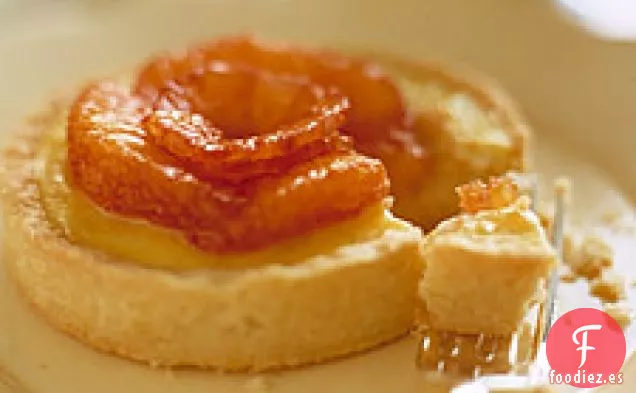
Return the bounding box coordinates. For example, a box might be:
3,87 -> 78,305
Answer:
38,116 -> 407,271
381,64 -> 524,229
427,196 -> 554,256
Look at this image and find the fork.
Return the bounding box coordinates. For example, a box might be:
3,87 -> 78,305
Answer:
416,175 -> 568,391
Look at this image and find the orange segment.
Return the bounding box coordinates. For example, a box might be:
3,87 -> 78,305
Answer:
66,37 -> 430,254
456,175 -> 520,213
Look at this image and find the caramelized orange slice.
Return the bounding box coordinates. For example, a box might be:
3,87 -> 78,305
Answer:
137,36 -> 430,193
456,175 -> 520,213
136,36 -> 405,141
67,50 -> 390,252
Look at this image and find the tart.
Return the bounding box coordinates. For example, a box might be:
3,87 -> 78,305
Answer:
2,99 -> 424,372
0,36 -> 530,371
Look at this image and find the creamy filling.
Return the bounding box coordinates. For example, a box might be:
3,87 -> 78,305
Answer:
382,65 -> 523,230
393,73 -> 513,154
432,197 -> 540,235
426,197 -> 555,256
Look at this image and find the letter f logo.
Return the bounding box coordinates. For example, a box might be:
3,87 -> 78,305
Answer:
572,324 -> 603,368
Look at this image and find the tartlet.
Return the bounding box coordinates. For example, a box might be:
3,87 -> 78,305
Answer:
0,37 -> 531,371
1,99 -> 425,372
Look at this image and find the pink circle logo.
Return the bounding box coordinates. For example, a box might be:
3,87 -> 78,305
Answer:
546,308 -> 626,388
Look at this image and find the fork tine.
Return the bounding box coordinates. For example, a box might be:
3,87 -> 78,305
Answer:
528,173 -> 539,212
541,178 -> 569,343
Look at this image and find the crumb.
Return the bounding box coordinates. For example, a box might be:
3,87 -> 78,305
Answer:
603,303 -> 632,330
38,363 -> 49,370
567,234 -> 613,280
590,270 -> 626,303
537,209 -> 552,233
562,233 -> 576,264
559,272 -> 577,283
245,376 -> 271,392
600,209 -> 623,225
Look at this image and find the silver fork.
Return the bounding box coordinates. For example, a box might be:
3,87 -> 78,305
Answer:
417,176 -> 568,391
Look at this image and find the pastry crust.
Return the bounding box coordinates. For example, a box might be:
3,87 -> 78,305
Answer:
0,101 -> 424,371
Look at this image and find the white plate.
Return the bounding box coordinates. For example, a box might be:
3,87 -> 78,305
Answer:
0,1 -> 635,392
